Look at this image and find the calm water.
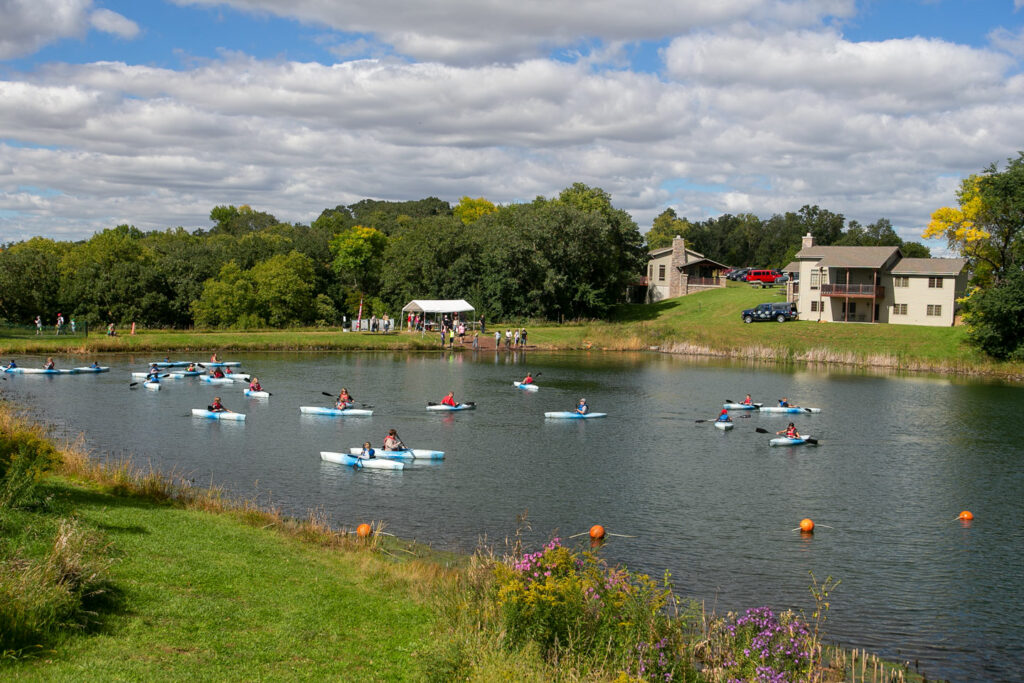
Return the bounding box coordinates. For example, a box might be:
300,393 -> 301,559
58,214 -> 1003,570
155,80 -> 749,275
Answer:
3,350 -> 1022,681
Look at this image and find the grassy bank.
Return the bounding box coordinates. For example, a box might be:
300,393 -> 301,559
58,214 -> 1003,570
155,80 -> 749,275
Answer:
0,403 -> 936,681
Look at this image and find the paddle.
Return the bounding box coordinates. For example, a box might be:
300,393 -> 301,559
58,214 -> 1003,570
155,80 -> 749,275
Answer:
725,399 -> 762,408
515,372 -> 542,381
129,382 -> 138,388
696,418 -> 731,424
757,427 -> 817,444
319,391 -> 373,409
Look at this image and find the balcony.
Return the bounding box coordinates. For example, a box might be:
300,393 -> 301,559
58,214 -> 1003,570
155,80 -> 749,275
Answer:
820,283 -> 885,298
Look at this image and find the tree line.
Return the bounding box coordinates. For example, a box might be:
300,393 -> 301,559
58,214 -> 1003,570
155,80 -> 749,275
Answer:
1,182 -> 937,330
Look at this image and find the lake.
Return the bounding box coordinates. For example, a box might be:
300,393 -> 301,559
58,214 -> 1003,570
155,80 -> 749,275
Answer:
3,349 -> 1022,681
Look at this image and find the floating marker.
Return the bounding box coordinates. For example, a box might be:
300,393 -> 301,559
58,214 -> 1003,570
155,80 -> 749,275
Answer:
589,524 -> 606,540
958,510 -> 974,521
356,523 -> 372,537
799,518 -> 815,533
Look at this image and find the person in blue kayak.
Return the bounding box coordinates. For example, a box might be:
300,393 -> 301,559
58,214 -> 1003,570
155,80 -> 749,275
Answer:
146,367 -> 161,382
575,398 -> 589,415
4,359 -> 16,369
441,391 -> 457,407
208,396 -> 227,412
148,363 -> 160,375
248,377 -> 262,392
717,408 -> 732,422
776,423 -> 800,438
211,367 -> 226,379
383,429 -> 404,451
778,397 -> 792,407
89,361 -> 101,369
186,362 -> 197,372
336,388 -> 354,409
358,441 -> 376,459
43,357 -> 55,370
742,394 -> 754,405
521,372 -> 535,385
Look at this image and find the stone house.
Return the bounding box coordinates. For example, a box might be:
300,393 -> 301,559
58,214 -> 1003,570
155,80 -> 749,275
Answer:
646,236 -> 727,302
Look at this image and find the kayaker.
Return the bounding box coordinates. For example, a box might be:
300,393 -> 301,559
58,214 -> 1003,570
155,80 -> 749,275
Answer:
89,361 -> 101,369
149,363 -> 160,374
383,429 -> 404,451
359,442 -> 376,459
441,391 -> 457,407
212,368 -> 226,379
186,363 -> 197,372
248,377 -> 262,392
778,397 -> 792,408
43,357 -> 55,370
742,394 -> 754,405
336,388 -> 354,409
717,408 -> 732,422
210,353 -> 220,363
777,423 -> 800,438
146,367 -> 161,382
575,398 -> 589,415
208,397 -> 228,413
521,372 -> 535,385
4,360 -> 16,369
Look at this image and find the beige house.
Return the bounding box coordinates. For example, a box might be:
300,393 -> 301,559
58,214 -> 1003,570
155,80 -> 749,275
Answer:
647,236 -> 727,302
793,233 -> 967,326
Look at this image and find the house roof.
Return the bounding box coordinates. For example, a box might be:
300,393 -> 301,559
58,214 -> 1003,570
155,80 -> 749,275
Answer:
648,244 -> 707,262
890,258 -> 968,276
782,261 -> 800,273
797,246 -> 900,269
679,257 -> 728,270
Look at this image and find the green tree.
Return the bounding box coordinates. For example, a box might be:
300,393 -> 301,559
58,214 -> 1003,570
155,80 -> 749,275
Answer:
645,208 -> 690,250
924,153 -> 1024,285
329,225 -> 389,294
453,196 -> 498,225
191,262 -> 259,328
961,268 -> 1024,359
0,238 -> 68,324
250,252 -> 317,327
209,205 -> 278,236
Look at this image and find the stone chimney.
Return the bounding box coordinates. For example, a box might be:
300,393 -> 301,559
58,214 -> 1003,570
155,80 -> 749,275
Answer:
672,235 -> 686,264
801,232 -> 815,249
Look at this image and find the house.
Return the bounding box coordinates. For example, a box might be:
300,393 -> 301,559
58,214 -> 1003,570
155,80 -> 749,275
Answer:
793,233 -> 967,326
646,236 -> 727,302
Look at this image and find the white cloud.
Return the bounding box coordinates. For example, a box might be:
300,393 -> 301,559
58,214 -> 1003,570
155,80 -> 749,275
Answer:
170,0 -> 856,63
89,8 -> 141,40
989,25 -> 1024,58
0,0 -> 92,59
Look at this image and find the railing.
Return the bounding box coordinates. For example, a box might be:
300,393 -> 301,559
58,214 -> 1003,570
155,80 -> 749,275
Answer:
820,284 -> 884,298
687,276 -> 725,287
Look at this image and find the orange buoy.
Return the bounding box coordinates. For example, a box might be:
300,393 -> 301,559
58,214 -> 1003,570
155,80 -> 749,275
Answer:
799,518 -> 815,533
589,524 -> 606,540
356,523 -> 372,537
958,510 -> 974,521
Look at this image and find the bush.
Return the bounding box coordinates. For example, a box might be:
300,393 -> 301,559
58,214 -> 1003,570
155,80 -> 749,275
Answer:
0,430 -> 58,509
962,270 -> 1024,360
700,606 -> 816,682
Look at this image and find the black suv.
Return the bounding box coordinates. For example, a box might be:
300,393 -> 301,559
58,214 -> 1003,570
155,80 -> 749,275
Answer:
741,302 -> 798,323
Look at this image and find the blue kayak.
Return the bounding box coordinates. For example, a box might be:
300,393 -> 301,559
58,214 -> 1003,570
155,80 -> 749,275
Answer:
769,434 -> 816,447
426,403 -> 476,411
3,367 -> 77,374
544,411 -> 607,419
299,406 -> 373,416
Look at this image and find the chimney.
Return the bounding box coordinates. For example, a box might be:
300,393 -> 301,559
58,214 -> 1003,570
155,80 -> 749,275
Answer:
672,235 -> 685,264
801,232 -> 815,249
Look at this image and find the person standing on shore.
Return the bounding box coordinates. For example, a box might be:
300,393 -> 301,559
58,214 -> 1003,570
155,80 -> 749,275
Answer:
479,316 -> 485,334
34,315 -> 42,335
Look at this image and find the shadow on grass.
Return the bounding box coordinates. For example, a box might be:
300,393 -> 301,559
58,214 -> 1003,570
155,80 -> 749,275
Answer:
608,300 -> 680,322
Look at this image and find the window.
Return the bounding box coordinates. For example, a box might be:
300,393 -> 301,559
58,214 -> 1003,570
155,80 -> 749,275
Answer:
842,301 -> 857,315
893,303 -> 907,315
928,277 -> 943,288
810,272 -> 819,290
658,264 -> 666,281
927,304 -> 942,317
894,276 -> 909,288
810,301 -> 819,312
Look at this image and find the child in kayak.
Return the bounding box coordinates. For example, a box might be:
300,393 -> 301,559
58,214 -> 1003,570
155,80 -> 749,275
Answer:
358,442 -> 376,459
717,408 -> 732,422
208,397 -> 228,412
43,357 -> 55,370
742,394 -> 753,405
383,429 -> 404,451
4,360 -> 16,369
89,361 -> 101,369
146,366 -> 161,382
186,363 -> 197,372
210,353 -> 220,363
336,388 -> 354,409
778,397 -> 793,407
440,392 -> 457,407
521,372 -> 535,385
211,368 -> 226,379
248,377 -> 262,392
777,423 -> 800,438
575,398 -> 589,415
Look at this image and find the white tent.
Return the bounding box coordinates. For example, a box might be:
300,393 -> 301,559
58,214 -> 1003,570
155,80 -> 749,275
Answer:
401,299 -> 476,331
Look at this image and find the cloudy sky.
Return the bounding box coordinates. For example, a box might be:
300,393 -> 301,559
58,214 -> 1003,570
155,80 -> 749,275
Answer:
1,0 -> 1022,245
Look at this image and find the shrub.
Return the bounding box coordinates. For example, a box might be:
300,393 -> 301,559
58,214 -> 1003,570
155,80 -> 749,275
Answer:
0,429 -> 59,509
700,606 -> 816,682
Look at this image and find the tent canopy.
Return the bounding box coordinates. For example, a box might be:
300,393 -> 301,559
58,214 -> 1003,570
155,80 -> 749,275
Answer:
401,299 -> 475,314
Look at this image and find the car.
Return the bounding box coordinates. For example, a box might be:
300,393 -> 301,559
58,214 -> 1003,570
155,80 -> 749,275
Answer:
727,267 -> 751,281
744,269 -> 782,284
741,302 -> 798,323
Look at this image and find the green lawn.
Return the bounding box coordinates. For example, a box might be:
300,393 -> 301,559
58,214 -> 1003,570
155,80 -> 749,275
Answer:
7,480 -> 436,681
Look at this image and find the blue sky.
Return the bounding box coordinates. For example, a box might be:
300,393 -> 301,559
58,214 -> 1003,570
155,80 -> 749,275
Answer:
1,0 -> 1023,244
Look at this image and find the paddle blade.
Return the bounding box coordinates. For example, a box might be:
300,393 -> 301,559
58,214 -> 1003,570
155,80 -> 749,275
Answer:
694,419 -> 707,423
321,391 -> 335,397
755,427 -> 769,434
463,401 -> 476,406
129,382 -> 138,387
805,438 -> 819,445
427,401 -> 438,406
725,398 -> 735,404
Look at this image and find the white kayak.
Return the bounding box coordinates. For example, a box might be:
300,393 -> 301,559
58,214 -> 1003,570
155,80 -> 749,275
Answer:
714,421 -> 734,430
3,367 -> 77,374
544,411 -> 607,419
513,381 -> 539,392
760,406 -> 821,414
191,409 -> 245,421
426,403 -> 476,411
299,406 -> 373,417
723,402 -> 761,410
143,381 -> 161,390
769,434 -> 816,447
202,361 -> 241,367
320,451 -> 404,470
150,361 -> 192,367
244,389 -> 270,398
347,447 -> 444,460
133,372 -> 184,379
201,376 -> 235,384
73,366 -> 109,373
